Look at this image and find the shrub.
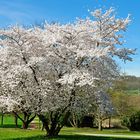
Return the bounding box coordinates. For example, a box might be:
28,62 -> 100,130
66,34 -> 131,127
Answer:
122,111 -> 140,131
80,116 -> 94,128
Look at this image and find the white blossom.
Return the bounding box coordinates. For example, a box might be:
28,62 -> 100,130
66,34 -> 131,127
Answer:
0,8 -> 135,119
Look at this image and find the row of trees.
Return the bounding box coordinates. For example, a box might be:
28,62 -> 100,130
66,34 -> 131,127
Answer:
0,8 -> 135,136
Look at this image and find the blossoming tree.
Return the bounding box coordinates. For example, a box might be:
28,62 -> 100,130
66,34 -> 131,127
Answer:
0,8 -> 135,136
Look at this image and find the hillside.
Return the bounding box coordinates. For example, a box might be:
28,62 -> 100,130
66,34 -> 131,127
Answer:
113,75 -> 140,94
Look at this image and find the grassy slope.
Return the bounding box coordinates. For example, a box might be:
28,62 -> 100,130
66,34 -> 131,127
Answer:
0,127 -> 140,140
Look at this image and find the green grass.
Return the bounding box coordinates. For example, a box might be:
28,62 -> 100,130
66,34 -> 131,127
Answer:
0,128 -> 45,140
0,114 -> 22,128
125,89 -> 140,95
0,127 -> 140,140
1,115 -> 140,140
61,127 -> 140,135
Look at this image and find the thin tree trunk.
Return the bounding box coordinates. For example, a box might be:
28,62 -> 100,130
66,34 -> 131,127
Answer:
14,114 -> 18,128
22,114 -> 36,129
72,113 -> 78,127
108,117 -> 111,129
98,118 -> 102,131
38,114 -> 50,133
69,113 -> 78,127
1,113 -> 4,127
38,117 -> 41,130
13,111 -> 36,129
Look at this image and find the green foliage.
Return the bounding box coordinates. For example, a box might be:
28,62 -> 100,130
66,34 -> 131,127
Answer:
122,111 -> 140,131
108,75 -> 140,118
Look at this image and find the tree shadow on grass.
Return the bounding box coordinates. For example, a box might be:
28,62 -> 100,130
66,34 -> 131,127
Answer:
9,135 -> 134,140
0,124 -> 21,128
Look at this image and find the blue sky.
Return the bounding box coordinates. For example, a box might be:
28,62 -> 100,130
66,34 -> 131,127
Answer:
0,0 -> 139,76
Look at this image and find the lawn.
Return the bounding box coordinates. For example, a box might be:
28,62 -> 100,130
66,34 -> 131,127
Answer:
0,127 -> 140,140
0,114 -> 22,128
1,115 -> 140,140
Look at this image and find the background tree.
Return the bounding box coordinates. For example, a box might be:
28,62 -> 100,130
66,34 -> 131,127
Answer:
94,91 -> 115,130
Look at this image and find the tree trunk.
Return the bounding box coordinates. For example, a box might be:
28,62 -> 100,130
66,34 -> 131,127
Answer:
38,111 -> 70,137
69,113 -> 78,127
22,121 -> 29,129
108,117 -> 111,129
98,118 -> 102,131
13,111 -> 36,129
38,88 -> 74,136
1,113 -> 4,127
22,113 -> 36,129
38,117 -> 41,130
14,114 -> 18,128
47,126 -> 61,137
